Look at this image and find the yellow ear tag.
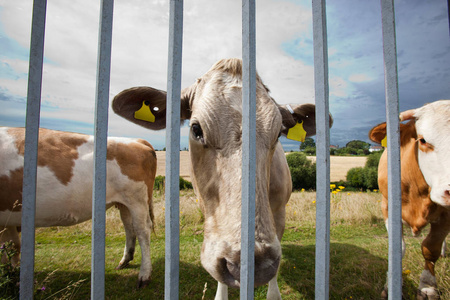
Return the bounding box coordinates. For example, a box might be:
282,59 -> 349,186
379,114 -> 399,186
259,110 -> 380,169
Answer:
287,121 -> 307,142
381,136 -> 387,147
134,101 -> 155,123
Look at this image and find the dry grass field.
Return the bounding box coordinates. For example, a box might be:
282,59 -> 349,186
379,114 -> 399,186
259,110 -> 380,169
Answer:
155,151 -> 367,182
13,189 -> 447,299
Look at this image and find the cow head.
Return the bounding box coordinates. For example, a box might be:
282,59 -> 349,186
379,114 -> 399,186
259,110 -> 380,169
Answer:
369,100 -> 450,207
113,58 -> 332,287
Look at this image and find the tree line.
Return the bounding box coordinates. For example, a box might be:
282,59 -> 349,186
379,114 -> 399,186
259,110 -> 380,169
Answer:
300,138 -> 375,156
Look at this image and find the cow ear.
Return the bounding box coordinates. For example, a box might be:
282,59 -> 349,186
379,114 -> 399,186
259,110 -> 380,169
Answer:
112,86 -> 192,130
279,103 -> 333,137
369,122 -> 387,144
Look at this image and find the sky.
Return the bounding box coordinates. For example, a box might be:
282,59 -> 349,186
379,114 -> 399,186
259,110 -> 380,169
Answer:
0,0 -> 449,151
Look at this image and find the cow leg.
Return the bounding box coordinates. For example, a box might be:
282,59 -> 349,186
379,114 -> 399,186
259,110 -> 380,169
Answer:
0,226 -> 20,266
214,282 -> 228,300
128,202 -> 152,288
417,220 -> 450,300
116,204 -> 137,270
267,273 -> 281,300
440,239 -> 446,258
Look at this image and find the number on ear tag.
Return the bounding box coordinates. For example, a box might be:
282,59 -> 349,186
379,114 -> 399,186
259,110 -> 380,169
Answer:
134,101 -> 155,123
381,136 -> 387,147
287,121 -> 307,142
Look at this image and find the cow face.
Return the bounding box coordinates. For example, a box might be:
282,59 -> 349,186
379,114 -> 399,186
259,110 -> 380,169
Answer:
112,58 -> 332,288
370,100 -> 450,208
406,100 -> 450,207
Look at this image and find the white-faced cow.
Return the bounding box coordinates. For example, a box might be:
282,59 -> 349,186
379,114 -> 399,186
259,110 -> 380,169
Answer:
0,127 -> 157,288
369,100 -> 450,299
112,58 -> 332,299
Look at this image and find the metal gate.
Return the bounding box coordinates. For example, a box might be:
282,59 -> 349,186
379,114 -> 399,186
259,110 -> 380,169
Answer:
19,0 -> 403,299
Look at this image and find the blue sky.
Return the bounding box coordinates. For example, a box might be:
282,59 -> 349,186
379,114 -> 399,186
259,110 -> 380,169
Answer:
0,0 -> 449,151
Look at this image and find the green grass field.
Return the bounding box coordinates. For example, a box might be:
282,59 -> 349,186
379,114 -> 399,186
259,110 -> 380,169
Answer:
3,190 -> 449,299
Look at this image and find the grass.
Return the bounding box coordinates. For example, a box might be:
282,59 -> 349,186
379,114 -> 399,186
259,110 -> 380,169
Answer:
2,190 -> 449,299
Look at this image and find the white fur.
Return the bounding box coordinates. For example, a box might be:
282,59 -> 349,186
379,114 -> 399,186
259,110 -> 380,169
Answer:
415,100 -> 450,207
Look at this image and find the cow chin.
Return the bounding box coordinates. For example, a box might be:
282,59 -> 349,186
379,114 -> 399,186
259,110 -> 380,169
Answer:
430,187 -> 450,208
201,239 -> 281,288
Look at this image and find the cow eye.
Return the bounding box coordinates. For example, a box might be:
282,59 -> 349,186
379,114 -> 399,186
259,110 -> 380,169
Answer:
419,138 -> 426,144
191,123 -> 203,140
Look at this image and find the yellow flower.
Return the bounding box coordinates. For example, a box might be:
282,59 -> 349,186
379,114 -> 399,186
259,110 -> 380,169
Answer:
332,190 -> 338,194
301,188 -> 305,192
402,269 -> 411,275
373,189 -> 378,192
335,189 -> 341,192
312,200 -> 316,204
339,186 -> 345,190
330,184 -> 336,189
196,199 -> 199,203
347,192 -> 351,195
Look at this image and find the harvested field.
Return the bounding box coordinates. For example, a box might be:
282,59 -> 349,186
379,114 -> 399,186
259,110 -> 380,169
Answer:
155,151 -> 367,182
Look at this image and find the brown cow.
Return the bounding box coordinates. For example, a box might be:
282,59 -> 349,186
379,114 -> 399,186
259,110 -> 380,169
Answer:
0,127 -> 157,288
369,100 -> 450,299
112,58 -> 333,299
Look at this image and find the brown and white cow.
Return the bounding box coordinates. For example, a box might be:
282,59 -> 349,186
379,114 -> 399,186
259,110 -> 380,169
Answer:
369,100 -> 450,299
0,127 -> 157,288
112,58 -> 332,299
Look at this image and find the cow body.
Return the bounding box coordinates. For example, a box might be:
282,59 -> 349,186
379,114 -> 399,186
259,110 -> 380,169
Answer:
0,127 -> 157,288
369,100 -> 450,299
112,58 -> 332,299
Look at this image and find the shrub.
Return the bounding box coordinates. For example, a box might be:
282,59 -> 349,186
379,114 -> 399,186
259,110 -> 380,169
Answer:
154,175 -> 193,192
365,151 -> 383,168
347,167 -> 365,188
364,167 -> 378,189
286,152 -> 316,190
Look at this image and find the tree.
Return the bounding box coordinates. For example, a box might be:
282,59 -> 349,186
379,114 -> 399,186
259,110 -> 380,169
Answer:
300,137 -> 315,151
346,140 -> 370,150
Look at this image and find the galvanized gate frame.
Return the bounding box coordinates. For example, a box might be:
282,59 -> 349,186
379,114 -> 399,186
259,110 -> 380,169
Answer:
19,0 -> 403,299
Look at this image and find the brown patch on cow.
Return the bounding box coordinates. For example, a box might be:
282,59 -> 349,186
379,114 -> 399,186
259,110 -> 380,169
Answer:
0,168 -> 24,212
8,128 -> 88,186
377,120 -> 433,233
106,138 -> 157,224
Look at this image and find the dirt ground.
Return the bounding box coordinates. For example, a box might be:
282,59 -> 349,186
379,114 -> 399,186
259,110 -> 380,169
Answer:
155,151 -> 367,182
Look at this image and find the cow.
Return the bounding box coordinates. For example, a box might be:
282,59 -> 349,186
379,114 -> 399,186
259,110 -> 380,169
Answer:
369,100 -> 450,299
0,127 -> 157,288
112,58 -> 333,299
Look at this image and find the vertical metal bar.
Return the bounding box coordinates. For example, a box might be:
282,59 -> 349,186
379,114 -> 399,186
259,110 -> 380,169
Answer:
91,0 -> 114,299
380,0 -> 402,299
165,1 -> 183,299
20,0 -> 47,298
312,0 -> 330,299
241,0 -> 256,299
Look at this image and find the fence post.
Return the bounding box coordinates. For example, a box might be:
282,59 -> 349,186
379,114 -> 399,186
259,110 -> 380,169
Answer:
241,0 -> 257,299
91,0 -> 114,299
20,0 -> 47,298
312,0 -> 331,299
380,0 -> 402,298
165,1 -> 183,299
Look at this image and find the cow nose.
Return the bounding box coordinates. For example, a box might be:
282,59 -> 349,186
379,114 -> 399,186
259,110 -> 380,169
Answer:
444,189 -> 450,200
223,241 -> 281,288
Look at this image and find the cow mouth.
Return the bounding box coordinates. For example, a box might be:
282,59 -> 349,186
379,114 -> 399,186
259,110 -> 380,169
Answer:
218,255 -> 281,288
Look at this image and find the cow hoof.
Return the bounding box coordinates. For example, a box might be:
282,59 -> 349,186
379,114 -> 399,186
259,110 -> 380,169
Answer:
380,288 -> 388,299
417,288 -> 441,300
137,278 -> 151,289
115,261 -> 130,270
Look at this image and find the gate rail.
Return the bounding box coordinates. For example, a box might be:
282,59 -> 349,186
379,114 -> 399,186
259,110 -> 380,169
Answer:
20,0 -> 403,299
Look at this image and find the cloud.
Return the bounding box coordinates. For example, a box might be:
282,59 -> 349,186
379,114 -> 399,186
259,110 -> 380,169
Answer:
0,0 -> 449,151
